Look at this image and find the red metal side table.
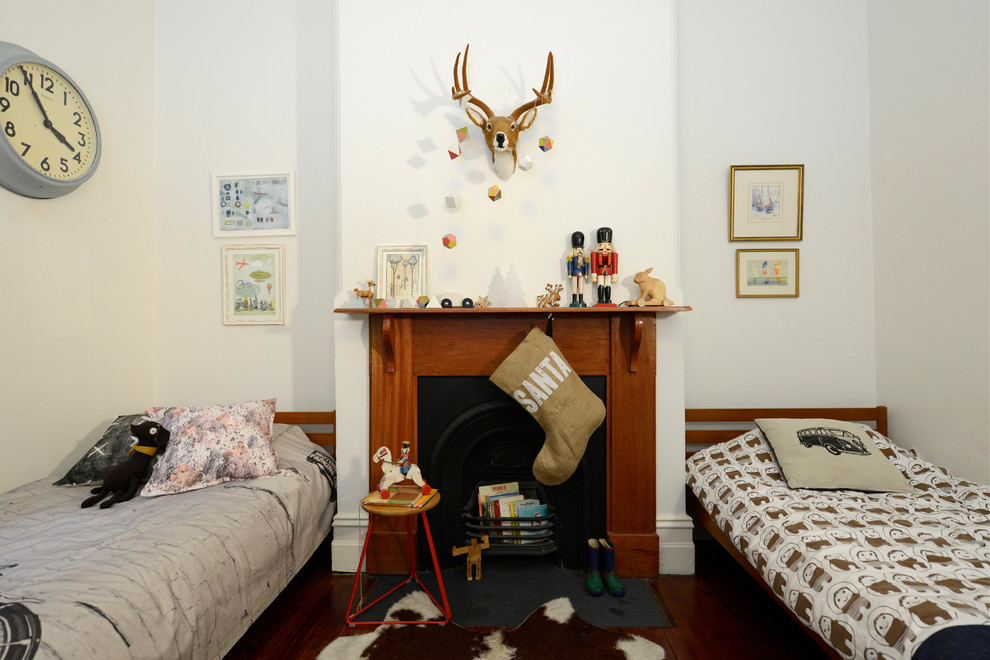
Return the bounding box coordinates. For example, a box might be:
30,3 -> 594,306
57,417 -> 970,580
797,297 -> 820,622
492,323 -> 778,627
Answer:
346,490 -> 451,626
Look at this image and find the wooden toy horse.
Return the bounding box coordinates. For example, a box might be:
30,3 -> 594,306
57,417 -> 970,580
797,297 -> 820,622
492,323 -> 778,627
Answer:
372,442 -> 431,499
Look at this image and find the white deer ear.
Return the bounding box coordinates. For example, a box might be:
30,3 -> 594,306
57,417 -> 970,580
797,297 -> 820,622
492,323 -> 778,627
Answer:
464,107 -> 487,129
517,108 -> 538,131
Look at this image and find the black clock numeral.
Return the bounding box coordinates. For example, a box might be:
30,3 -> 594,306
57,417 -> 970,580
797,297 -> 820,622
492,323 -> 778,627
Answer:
0,97 -> 9,112
4,77 -> 20,96
40,74 -> 54,93
4,121 -> 14,137
77,132 -> 86,147
73,112 -> 82,127
60,157 -> 69,173
20,142 -> 30,156
73,151 -> 81,164
40,156 -> 50,172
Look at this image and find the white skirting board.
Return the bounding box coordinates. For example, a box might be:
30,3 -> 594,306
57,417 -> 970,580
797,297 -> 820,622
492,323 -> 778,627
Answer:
657,513 -> 695,575
332,511 -> 697,575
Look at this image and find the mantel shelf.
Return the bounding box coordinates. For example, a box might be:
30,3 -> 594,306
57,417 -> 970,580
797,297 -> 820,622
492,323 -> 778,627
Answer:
336,305 -> 689,379
334,305 -> 692,315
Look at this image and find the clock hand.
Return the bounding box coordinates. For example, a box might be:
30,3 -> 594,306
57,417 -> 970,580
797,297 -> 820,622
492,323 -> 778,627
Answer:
19,65 -> 76,153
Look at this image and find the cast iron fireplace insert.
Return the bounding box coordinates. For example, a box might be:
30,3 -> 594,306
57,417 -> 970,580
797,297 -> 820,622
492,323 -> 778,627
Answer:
417,375 -> 607,571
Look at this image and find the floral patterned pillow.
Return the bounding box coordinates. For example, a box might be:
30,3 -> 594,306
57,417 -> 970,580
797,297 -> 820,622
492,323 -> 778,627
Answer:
142,398 -> 278,496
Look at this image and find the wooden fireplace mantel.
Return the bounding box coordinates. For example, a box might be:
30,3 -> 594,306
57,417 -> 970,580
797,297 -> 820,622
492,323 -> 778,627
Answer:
335,305 -> 690,576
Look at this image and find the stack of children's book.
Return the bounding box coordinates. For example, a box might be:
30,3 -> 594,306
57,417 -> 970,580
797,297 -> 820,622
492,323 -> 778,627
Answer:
476,481 -> 549,544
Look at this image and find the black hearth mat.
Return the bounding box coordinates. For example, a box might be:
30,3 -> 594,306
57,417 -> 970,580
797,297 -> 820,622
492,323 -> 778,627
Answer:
347,556 -> 669,628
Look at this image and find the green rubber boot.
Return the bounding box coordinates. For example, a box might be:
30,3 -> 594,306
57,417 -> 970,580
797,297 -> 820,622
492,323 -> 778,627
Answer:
585,539 -> 604,596
599,538 -> 625,597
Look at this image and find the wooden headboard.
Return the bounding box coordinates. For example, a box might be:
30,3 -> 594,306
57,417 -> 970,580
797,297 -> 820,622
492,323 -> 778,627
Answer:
685,406 -> 887,458
274,411 -> 335,450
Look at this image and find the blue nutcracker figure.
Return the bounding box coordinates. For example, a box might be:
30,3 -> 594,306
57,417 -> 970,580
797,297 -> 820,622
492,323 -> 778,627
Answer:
566,231 -> 589,307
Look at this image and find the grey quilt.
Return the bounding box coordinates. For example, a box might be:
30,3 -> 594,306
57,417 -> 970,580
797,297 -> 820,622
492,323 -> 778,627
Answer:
0,424 -> 335,660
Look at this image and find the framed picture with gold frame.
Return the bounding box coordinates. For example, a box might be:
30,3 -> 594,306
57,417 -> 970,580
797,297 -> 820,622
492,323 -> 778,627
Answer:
729,164 -> 804,241
736,249 -> 799,298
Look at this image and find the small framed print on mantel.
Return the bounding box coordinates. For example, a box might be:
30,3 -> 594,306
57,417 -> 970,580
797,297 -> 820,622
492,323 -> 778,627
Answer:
729,164 -> 804,241
736,249 -> 799,298
376,245 -> 428,301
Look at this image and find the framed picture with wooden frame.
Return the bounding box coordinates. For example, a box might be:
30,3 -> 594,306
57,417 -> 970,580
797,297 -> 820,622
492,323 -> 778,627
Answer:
729,164 -> 804,241
736,249 -> 799,298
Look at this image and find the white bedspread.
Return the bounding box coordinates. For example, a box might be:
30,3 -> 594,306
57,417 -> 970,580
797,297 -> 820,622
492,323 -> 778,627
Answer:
0,424 -> 335,660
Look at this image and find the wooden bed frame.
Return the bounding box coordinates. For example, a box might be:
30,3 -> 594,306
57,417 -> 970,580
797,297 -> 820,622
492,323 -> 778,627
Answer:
684,406 -> 888,660
274,411 -> 336,450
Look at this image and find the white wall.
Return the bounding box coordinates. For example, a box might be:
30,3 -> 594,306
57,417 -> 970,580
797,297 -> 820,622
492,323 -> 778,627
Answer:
332,0 -> 689,572
678,0 -> 879,409
0,1 -> 156,493
868,0 -> 990,484
153,0 -> 336,411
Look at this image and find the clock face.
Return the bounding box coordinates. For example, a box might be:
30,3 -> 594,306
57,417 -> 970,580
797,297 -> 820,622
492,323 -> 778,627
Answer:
1,61 -> 99,182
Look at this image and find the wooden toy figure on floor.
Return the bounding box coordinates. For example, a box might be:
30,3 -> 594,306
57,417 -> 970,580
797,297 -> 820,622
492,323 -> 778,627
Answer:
372,441 -> 431,499
590,227 -> 618,306
566,231 -> 588,307
452,535 -> 490,580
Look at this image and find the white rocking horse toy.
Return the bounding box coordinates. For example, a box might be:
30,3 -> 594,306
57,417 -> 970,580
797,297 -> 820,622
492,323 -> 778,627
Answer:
373,441 -> 432,499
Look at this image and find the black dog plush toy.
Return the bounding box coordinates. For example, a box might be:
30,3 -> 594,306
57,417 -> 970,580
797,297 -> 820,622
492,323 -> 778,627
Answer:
82,419 -> 170,509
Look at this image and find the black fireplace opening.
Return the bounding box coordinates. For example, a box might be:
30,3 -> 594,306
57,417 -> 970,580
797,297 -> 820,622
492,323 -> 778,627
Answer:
417,376 -> 607,571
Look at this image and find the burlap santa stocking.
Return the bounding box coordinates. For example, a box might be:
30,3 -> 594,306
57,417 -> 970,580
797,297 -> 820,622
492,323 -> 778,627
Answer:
490,327 -> 606,485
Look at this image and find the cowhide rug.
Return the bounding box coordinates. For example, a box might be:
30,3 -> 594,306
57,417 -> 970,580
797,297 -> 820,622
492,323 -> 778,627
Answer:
319,591 -> 665,659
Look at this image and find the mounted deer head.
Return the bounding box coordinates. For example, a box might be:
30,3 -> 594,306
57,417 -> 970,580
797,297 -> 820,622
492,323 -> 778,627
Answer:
452,44 -> 554,180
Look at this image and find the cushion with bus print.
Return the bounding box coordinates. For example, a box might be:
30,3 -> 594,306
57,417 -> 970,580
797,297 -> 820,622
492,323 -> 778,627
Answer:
755,418 -> 914,493
141,398 -> 279,496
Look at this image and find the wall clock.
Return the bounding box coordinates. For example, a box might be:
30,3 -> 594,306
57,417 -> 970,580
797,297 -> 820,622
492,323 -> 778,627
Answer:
0,41 -> 101,198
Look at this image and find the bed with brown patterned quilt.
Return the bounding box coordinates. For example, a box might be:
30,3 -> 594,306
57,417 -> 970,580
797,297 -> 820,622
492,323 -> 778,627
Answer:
685,407 -> 989,660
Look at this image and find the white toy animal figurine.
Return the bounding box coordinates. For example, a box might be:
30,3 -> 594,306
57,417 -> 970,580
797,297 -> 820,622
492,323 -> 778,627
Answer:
452,44 -> 554,180
372,442 -> 431,499
632,267 -> 675,307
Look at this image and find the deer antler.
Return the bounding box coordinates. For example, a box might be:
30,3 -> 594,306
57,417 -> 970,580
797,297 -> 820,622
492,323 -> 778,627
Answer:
452,45 -> 555,180
510,51 -> 554,120
452,44 -> 494,119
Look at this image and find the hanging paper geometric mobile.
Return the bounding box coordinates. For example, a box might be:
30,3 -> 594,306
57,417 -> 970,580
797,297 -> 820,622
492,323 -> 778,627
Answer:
444,194 -> 462,209
539,136 -> 554,152
488,185 -> 502,202
442,233 -> 457,248
456,126 -> 469,143
519,154 -> 534,171
448,144 -> 461,159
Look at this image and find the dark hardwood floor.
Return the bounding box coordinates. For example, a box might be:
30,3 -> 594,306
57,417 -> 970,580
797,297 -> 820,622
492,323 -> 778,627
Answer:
225,540 -> 830,659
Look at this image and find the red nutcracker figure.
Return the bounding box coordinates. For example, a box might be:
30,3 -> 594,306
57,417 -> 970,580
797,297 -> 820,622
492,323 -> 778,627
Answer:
566,231 -> 589,307
590,227 -> 618,306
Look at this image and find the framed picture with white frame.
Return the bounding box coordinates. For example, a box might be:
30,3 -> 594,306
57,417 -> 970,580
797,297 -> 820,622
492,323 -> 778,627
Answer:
376,245 -> 428,301
212,172 -> 296,237
222,244 -> 285,324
